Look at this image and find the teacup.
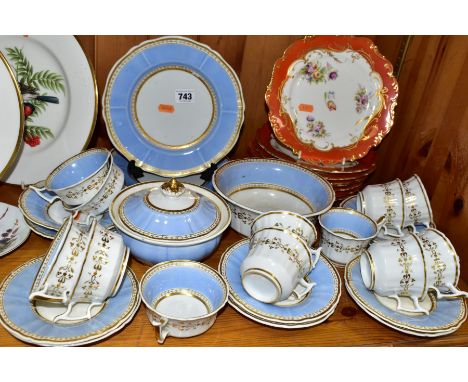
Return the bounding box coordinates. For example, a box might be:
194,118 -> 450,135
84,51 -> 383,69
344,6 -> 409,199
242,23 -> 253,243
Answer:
250,210 -> 318,247
357,179 -> 405,237
401,174 -> 434,230
361,232 -> 430,315
30,148 -> 112,207
52,224 -> 130,322
241,227 -> 320,303
140,260 -> 228,344
318,208 -> 382,266
62,155 -> 124,220
414,228 -> 468,300
29,217 -> 95,304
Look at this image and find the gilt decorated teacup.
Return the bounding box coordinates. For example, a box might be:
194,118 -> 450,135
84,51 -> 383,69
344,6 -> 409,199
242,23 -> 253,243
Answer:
414,228 -> 468,300
318,208 -> 381,266
140,260 -> 228,344
30,148 -> 112,207
250,210 -> 318,247
357,178 -> 405,237
401,174 -> 434,230
241,227 -> 320,303
361,232 -> 430,315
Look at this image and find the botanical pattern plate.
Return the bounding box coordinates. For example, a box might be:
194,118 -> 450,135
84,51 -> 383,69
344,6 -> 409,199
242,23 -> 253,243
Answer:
103,36 -> 244,178
0,257 -> 140,346
218,239 -> 341,327
266,36 -> 398,164
345,256 -> 467,336
0,203 -> 30,257
0,52 -> 23,180
0,36 -> 97,185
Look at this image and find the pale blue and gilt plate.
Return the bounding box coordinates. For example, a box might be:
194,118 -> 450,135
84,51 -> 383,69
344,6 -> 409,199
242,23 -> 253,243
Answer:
0,257 -> 140,346
103,36 -> 244,178
345,256 -> 467,336
18,187 -> 113,239
218,239 -> 341,328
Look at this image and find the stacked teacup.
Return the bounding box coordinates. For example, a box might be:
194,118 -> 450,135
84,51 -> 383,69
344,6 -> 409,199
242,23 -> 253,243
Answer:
29,215 -> 129,322
29,148 -> 124,225
356,174 -> 467,315
356,175 -> 433,237
240,211 -> 321,305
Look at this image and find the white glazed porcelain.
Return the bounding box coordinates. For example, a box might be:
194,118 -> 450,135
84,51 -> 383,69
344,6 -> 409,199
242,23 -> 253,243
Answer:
0,36 -> 97,185
415,228 -> 468,300
358,178 -> 405,236
52,224 -> 130,322
0,202 -> 31,257
318,208 -> 381,266
401,174 -> 434,230
29,217 -> 94,304
361,232 -> 429,315
250,210 -> 317,247
31,148 -> 112,207
140,260 -> 228,344
241,227 -> 320,303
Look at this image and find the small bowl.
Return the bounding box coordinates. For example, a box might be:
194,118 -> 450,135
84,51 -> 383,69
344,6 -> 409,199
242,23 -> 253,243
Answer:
140,260 -> 228,344
212,158 -> 335,236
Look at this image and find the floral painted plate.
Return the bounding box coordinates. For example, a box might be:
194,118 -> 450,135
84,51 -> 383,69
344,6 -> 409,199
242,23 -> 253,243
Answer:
0,257 -> 140,346
345,257 -> 467,336
266,36 -> 398,164
218,239 -> 341,327
0,36 -> 97,185
103,36 -> 244,178
0,52 -> 23,180
0,203 -> 30,257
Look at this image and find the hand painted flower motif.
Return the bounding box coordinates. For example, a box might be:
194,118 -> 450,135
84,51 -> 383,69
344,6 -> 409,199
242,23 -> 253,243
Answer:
300,61 -> 337,84
324,91 -> 337,111
0,219 -> 19,249
354,85 -> 370,114
306,115 -> 329,138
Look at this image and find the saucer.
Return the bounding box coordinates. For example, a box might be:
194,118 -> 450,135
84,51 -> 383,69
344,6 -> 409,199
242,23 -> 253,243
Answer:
218,239 -> 341,328
19,187 -> 114,235
0,257 -> 140,346
0,203 -> 31,257
345,256 -> 467,336
25,218 -> 55,239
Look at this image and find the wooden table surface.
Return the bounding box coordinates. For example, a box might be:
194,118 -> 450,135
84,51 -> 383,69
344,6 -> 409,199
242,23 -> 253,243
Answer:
1,183 -> 467,347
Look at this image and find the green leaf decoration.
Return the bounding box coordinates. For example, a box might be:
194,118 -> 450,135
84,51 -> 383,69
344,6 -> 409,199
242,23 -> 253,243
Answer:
29,70 -> 65,94
5,47 -> 34,84
29,96 -> 47,118
24,125 -> 55,140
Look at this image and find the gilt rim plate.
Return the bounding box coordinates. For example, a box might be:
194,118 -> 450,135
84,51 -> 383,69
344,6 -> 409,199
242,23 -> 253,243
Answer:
0,36 -> 98,185
266,35 -> 398,164
0,52 -> 23,180
0,257 -> 140,346
345,257 -> 467,336
218,239 -> 341,326
103,36 -> 244,178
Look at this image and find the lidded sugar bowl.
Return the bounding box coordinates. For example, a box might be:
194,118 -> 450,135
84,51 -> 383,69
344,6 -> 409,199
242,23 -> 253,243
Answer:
110,179 -> 231,264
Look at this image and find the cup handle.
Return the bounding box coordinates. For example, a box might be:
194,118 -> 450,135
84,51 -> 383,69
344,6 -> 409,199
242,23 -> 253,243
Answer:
52,301 -> 104,323
389,294 -> 430,315
375,216 -> 386,233
382,225 -> 404,238
29,185 -> 59,204
148,313 -> 169,344
309,247 -> 321,269
294,278 -> 316,301
431,284 -> 468,299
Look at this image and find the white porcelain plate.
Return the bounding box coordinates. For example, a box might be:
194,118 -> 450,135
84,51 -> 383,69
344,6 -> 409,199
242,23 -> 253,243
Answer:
0,203 -> 30,257
0,52 -> 23,179
0,36 -> 97,185
103,36 -> 244,177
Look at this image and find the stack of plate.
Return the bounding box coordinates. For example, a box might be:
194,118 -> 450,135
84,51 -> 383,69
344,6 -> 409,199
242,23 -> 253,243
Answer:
249,122 -> 377,202
219,239 -> 341,328
261,35 -> 398,202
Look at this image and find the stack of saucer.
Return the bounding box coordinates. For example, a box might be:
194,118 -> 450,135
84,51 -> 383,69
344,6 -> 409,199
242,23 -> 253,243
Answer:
18,148 -> 123,239
250,123 -> 377,202
0,202 -> 30,257
0,216 -> 140,346
219,211 -> 341,328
